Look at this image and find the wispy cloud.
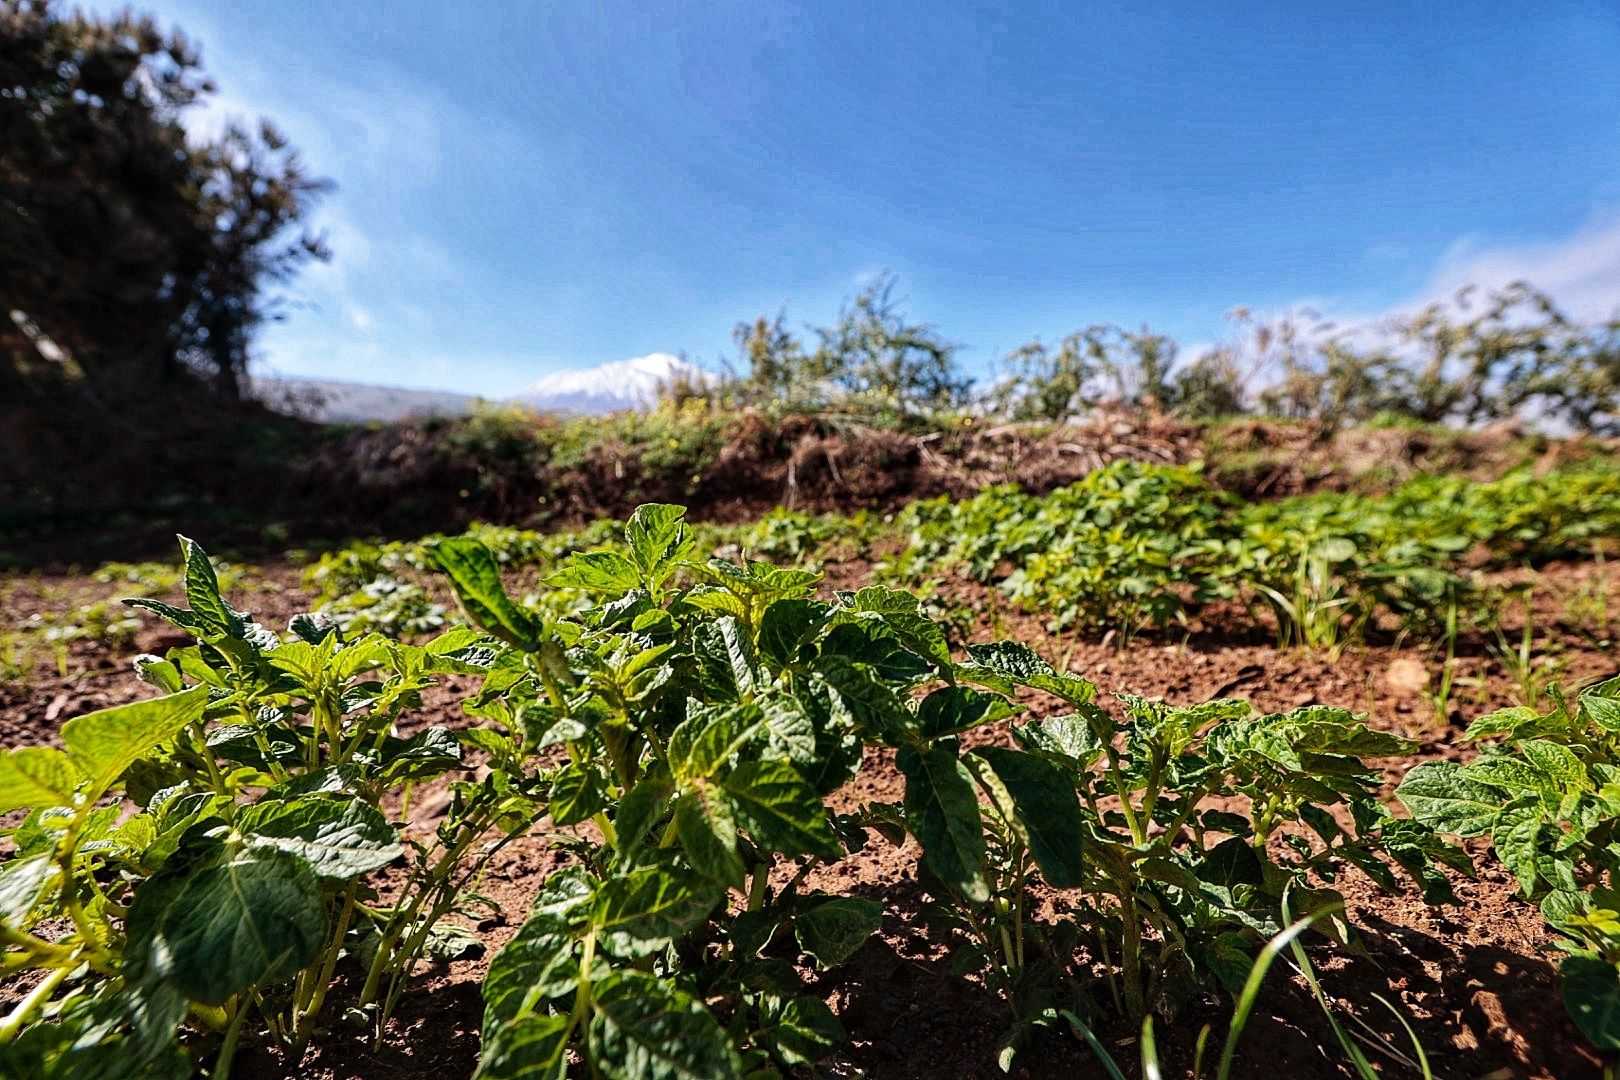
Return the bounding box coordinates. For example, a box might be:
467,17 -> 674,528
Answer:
1412,213 -> 1620,319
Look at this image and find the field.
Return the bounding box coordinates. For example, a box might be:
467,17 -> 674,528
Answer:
2,452 -> 1618,1080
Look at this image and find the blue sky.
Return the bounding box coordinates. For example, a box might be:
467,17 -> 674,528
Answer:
150,0 -> 1620,395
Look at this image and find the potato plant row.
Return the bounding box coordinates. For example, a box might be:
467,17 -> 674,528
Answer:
0,503 -> 1615,1078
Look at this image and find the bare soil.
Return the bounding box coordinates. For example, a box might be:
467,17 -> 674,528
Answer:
1,555 -> 1615,1080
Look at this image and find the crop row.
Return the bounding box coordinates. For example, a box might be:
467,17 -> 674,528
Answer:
281,460 -> 1620,656
2,505 -> 1617,1077
892,459 -> 1620,646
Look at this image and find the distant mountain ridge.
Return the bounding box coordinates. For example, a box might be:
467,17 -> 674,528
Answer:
253,353 -> 706,423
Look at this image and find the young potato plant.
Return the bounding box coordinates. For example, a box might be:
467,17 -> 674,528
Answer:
1397,672 -> 1620,1052
0,537 -> 525,1077
436,504 -> 1092,1079
899,683 -> 1466,1071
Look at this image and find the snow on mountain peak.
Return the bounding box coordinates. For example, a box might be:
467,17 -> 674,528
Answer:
507,353 -> 707,414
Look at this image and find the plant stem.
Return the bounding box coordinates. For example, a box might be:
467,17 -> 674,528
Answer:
0,964 -> 69,1041
213,996 -> 252,1080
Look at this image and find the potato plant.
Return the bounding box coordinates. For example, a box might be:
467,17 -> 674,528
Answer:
0,501 -> 1495,1078
0,538 -> 532,1076
892,459 -> 1620,646
900,682 -> 1466,1068
432,506 -> 1109,1077
1398,672 -> 1620,1052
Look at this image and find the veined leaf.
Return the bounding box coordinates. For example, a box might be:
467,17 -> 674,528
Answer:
758,599 -> 825,669
1010,714 -> 1105,771
794,896 -> 882,968
971,747 -> 1085,888
237,797 -> 403,880
179,535 -> 238,639
624,504 -> 694,589
587,970 -> 742,1080
127,850 -> 327,1005
673,788 -> 744,888
431,538 -> 542,650
897,745 -> 988,903
916,686 -> 1017,739
0,853 -> 58,926
593,869 -> 717,957
475,1012 -> 572,1080
60,686 -> 208,800
0,747 -> 80,814
1395,760 -> 1503,837
483,909 -> 583,1030
721,760 -> 840,859
959,642 -> 1095,705
549,551 -> 642,594
762,996 -> 843,1066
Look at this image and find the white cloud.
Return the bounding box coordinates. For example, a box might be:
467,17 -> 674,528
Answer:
1412,213 -> 1620,320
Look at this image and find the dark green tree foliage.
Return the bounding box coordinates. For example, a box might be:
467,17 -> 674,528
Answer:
730,274 -> 970,417
813,274 -> 970,415
0,0 -> 328,398
995,324 -> 1247,422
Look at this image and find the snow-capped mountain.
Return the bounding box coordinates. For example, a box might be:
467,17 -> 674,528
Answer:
507,353 -> 707,415
252,354 -> 706,423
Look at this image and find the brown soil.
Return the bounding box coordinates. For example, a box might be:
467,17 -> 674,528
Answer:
9,411 -> 1608,572
1,556 -> 1615,1079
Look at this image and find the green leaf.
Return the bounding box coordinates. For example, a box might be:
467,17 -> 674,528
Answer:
674,789 -> 744,888
794,896 -> 882,968
959,642 -> 1095,705
1563,954 -> 1620,1051
1520,739 -> 1590,794
916,686 -> 1017,739
60,686 -> 208,800
762,996 -> 843,1067
593,869 -> 718,957
0,853 -> 58,925
550,764 -> 607,827
625,504 -> 694,588
1395,760 -> 1503,837
669,704 -> 757,781
1009,714 -> 1105,771
179,535 -> 237,638
1492,802 -> 1575,895
1464,705 -> 1539,741
971,747 -> 1085,888
236,798 -> 403,880
758,599 -> 824,669
430,538 -> 541,650
897,745 -> 988,903
1582,692 -> 1620,734
815,657 -> 912,742
721,760 -> 840,859
483,909 -> 583,1030
124,597 -> 203,634
0,747 -> 81,814
126,850 -> 327,1005
588,970 -> 742,1080
549,551 -> 643,594
476,1012 -> 572,1080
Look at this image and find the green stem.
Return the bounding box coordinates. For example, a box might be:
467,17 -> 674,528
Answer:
0,965 -> 69,1041
291,883 -> 357,1053
213,997 -> 252,1080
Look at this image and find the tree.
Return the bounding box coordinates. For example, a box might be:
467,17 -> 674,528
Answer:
0,0 -> 328,400
813,274 -> 970,415
993,332 -> 1097,421
1388,282 -> 1620,431
731,312 -> 818,406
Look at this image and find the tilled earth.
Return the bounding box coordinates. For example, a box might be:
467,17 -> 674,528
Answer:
1,556 -> 1616,1080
